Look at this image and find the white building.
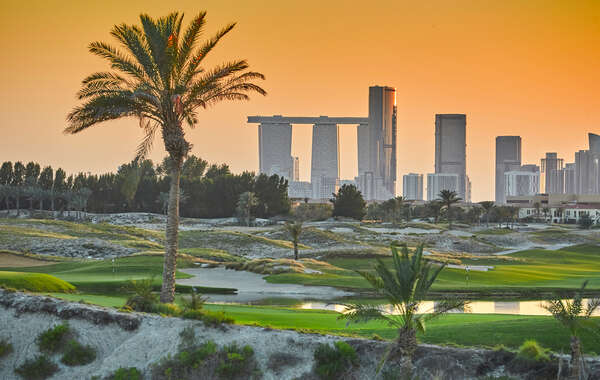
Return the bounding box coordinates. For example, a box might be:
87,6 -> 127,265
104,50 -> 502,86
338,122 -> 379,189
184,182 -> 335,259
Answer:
288,181 -> 312,199
427,173 -> 459,201
504,170 -> 539,197
403,173 -> 423,201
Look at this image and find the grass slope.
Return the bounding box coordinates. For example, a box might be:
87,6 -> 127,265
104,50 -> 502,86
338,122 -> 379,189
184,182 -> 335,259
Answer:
0,271 -> 75,292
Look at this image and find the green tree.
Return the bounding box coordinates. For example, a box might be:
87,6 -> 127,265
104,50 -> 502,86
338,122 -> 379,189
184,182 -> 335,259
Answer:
38,166 -> 54,211
65,12 -> 266,303
426,200 -> 443,224
578,214 -> 593,229
283,220 -> 303,260
438,189 -> 461,229
381,196 -> 404,225
11,162 -> 25,216
236,191 -> 257,226
543,281 -> 600,379
330,184 -> 366,220
479,201 -> 495,227
340,244 -> 466,373
0,162 -> 13,212
52,168 -> 67,213
542,207 -> 550,223
253,173 -> 290,218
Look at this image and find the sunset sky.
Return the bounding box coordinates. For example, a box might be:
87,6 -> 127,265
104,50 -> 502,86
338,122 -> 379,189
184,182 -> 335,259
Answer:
1,0 -> 599,201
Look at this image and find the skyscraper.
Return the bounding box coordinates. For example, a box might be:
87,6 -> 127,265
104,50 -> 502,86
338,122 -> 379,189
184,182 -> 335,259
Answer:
541,152 -> 564,194
495,136 -> 522,204
310,122 -> 340,198
402,173 -> 423,201
434,114 -> 467,200
357,86 -> 397,200
427,173 -> 459,201
258,121 -> 292,179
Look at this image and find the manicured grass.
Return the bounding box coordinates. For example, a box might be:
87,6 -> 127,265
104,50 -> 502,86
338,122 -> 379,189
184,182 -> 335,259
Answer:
0,271 -> 75,292
0,255 -> 193,293
202,304 -> 600,354
266,244 -> 600,293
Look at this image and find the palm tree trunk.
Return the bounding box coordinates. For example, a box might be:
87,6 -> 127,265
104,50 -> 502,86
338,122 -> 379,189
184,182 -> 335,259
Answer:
396,326 -> 417,374
160,163 -> 182,303
569,335 -> 583,380
294,241 -> 298,260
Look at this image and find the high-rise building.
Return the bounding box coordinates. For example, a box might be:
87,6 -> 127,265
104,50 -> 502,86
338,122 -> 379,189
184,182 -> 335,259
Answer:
310,122 -> 340,198
541,152 -> 564,194
495,136 -> 522,204
434,114 -> 467,200
258,121 -> 293,179
505,170 -> 540,197
427,173 -> 460,201
357,86 -> 397,200
290,156 -> 300,181
589,133 -> 600,153
402,173 -> 423,201
564,163 -> 576,194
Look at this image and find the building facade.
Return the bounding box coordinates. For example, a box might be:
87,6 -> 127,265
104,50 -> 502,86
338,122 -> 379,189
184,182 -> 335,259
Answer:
541,152 -> 564,194
427,173 -> 459,201
434,114 -> 468,201
403,173 -> 423,201
495,136 -> 522,204
504,170 -> 539,197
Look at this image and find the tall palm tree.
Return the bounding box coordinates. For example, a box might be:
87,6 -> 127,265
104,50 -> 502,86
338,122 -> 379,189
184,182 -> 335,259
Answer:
542,281 -> 600,380
341,244 -> 466,373
479,201 -> 495,227
438,190 -> 461,229
283,220 -> 303,260
65,12 -> 266,303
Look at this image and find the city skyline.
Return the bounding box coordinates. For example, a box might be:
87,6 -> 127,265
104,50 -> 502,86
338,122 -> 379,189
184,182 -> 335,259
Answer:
1,0 -> 599,202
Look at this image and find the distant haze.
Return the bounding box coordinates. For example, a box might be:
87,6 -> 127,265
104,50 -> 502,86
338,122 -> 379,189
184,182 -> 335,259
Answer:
1,0 -> 599,201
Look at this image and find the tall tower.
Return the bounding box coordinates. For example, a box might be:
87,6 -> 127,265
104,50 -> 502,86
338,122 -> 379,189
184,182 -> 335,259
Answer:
258,121 -> 292,179
311,121 -> 340,199
541,152 -> 564,194
434,114 -> 467,200
495,136 -> 522,204
357,86 -> 397,199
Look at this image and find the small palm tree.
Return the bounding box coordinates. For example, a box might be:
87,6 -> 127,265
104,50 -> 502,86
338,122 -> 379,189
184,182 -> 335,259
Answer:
438,190 -> 461,229
542,281 -> 600,380
283,220 -> 303,260
427,200 -> 443,224
65,12 -> 266,303
479,201 -> 495,227
542,207 -> 550,223
533,201 -> 541,222
340,244 -> 466,373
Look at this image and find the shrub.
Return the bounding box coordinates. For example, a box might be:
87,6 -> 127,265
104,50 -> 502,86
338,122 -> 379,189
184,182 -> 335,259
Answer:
0,338 -> 13,358
518,340 -> 550,362
294,203 -> 333,221
217,343 -> 256,379
124,278 -> 158,312
107,367 -> 142,380
152,340 -> 218,379
194,310 -> 235,327
14,355 -> 59,380
181,288 -> 206,312
60,339 -> 96,366
150,302 -> 181,316
314,341 -> 358,380
37,323 -> 70,353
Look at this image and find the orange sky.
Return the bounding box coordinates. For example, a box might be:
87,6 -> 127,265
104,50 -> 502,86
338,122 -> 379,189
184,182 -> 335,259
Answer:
1,0 -> 599,201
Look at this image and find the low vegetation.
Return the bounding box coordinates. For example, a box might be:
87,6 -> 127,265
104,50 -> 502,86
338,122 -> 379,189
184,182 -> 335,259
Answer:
314,341 -> 358,380
518,340 -> 550,362
37,323 -> 71,353
0,338 -> 13,358
60,339 -> 96,366
0,271 -> 75,293
107,367 -> 142,380
14,355 -> 59,380
152,340 -> 259,380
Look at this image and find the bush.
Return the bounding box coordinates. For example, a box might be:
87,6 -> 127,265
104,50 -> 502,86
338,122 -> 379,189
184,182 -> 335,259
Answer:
294,203 -> 333,221
518,340 -> 550,362
14,355 -> 59,380
60,339 -> 96,366
314,341 -> 358,380
107,367 -> 142,380
150,302 -> 181,316
0,337 -> 13,358
124,278 -> 158,312
181,288 -> 206,312
217,343 -> 256,379
37,323 -> 70,353
183,310 -> 235,327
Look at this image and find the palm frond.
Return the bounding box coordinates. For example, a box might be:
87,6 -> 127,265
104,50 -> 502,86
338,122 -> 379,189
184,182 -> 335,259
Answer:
135,119 -> 160,160
338,303 -> 400,327
175,12 -> 207,76
65,93 -> 141,133
110,23 -> 161,86
181,23 -> 236,85
88,41 -> 146,82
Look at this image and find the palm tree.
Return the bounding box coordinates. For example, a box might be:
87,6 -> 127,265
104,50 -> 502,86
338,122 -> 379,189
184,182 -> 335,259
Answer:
438,190 -> 461,229
427,200 -> 443,224
479,201 -> 495,227
542,207 -> 550,224
542,281 -> 600,380
65,12 -> 266,303
533,201 -> 541,222
283,220 -> 303,260
341,244 -> 466,373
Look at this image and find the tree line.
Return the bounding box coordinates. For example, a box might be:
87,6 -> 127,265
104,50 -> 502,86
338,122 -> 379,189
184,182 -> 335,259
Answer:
0,156 -> 290,219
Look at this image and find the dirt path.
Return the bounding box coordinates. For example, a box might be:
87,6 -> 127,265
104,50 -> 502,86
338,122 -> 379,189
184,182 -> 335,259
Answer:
0,252 -> 54,268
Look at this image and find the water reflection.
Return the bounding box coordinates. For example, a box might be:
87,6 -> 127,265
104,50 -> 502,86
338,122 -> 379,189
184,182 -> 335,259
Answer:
299,299 -> 600,316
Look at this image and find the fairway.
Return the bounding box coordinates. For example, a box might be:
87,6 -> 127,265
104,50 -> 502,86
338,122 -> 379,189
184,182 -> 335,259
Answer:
266,244 -> 600,294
